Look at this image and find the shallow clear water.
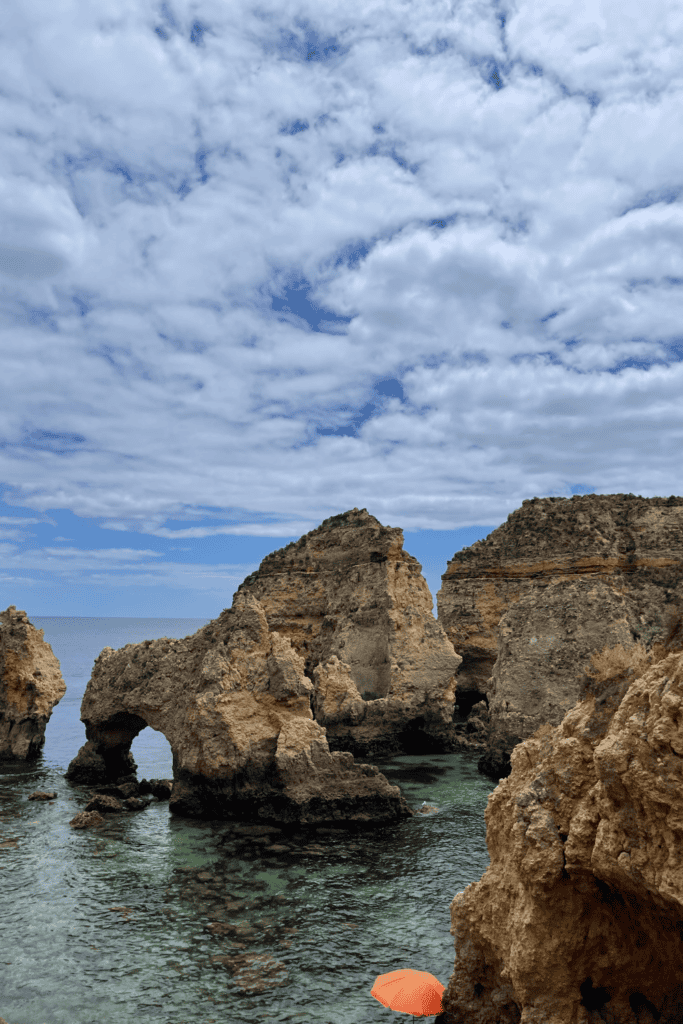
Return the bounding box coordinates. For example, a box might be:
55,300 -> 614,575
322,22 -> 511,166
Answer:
0,618 -> 495,1024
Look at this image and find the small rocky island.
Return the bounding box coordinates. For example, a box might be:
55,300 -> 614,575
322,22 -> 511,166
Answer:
0,604 -> 66,759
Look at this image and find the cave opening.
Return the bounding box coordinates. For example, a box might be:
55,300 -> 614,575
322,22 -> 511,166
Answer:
629,992 -> 661,1021
455,689 -> 488,717
396,717 -> 446,755
580,977 -> 611,1013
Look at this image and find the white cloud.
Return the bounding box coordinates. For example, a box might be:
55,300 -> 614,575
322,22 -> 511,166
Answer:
1,0 -> 682,601
0,538 -> 257,592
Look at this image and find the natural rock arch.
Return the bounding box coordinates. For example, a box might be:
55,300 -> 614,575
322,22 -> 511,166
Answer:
65,592 -> 413,826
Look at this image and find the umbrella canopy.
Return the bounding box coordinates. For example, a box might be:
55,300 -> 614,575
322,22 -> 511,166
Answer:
371,968 -> 445,1021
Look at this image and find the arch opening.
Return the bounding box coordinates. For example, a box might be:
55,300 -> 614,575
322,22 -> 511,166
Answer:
130,721 -> 174,783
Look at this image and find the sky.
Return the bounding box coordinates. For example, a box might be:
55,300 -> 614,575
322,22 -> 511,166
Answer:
1,0 -> 682,618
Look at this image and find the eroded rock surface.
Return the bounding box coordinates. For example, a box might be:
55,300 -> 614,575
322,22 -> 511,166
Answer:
0,605 -> 66,759
479,578 -> 646,780
236,507 -> 464,757
437,493 -> 683,776
440,647 -> 683,1024
65,592 -> 413,827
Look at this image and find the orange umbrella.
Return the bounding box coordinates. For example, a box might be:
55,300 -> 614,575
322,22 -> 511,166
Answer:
371,967 -> 445,1022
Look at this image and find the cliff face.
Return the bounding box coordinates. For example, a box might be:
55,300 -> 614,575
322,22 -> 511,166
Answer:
65,592 -> 414,827
437,494 -> 683,775
236,507 -> 465,757
0,605 -> 66,759
440,644 -> 683,1024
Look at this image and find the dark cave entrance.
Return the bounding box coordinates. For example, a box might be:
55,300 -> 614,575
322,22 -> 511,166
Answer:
396,717 -> 448,755
454,689 -> 488,717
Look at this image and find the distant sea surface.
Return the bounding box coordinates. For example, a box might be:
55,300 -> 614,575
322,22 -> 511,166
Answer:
1,617 -> 495,1024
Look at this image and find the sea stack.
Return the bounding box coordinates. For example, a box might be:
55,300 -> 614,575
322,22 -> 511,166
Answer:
0,605 -> 66,759
437,493 -> 683,777
235,507 -> 465,757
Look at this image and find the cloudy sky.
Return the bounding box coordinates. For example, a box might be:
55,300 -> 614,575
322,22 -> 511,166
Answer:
1,0 -> 682,618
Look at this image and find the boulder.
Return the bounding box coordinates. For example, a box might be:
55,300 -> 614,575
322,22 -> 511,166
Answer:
440,645 -> 683,1024
0,605 -> 67,759
236,507 -> 463,757
65,591 -> 413,827
69,809 -> 105,829
138,778 -> 173,800
85,792 -> 124,814
82,791 -> 152,814
437,493 -> 683,776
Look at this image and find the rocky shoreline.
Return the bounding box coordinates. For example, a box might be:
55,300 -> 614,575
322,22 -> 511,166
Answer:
3,491 -> 683,1021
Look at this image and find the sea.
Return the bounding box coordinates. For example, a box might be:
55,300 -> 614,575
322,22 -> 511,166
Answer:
0,617 -> 496,1024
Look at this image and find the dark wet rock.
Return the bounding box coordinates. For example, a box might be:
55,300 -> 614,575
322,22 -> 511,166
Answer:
83,788 -> 153,814
138,777 -> 173,800
90,780 -> 140,800
65,740 -> 138,787
122,796 -> 151,811
477,742 -> 512,781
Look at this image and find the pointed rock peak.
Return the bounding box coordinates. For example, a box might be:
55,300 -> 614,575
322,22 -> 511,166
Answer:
243,508 -> 407,581
305,506 -> 388,536
235,511 -> 462,757
225,591 -> 271,647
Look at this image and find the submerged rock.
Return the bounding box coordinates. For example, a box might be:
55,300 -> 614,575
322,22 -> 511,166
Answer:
65,591 -> 413,827
437,493 -> 683,776
236,507 -> 463,757
0,605 -> 67,759
440,648 -> 683,1023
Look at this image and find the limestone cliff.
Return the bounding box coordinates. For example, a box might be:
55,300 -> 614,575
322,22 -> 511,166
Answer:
440,642 -> 683,1024
437,493 -> 683,776
65,592 -> 414,827
0,605 -> 66,759
236,507 -> 464,757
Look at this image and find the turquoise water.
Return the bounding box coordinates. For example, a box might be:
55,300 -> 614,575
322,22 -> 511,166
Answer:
0,618 -> 495,1024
